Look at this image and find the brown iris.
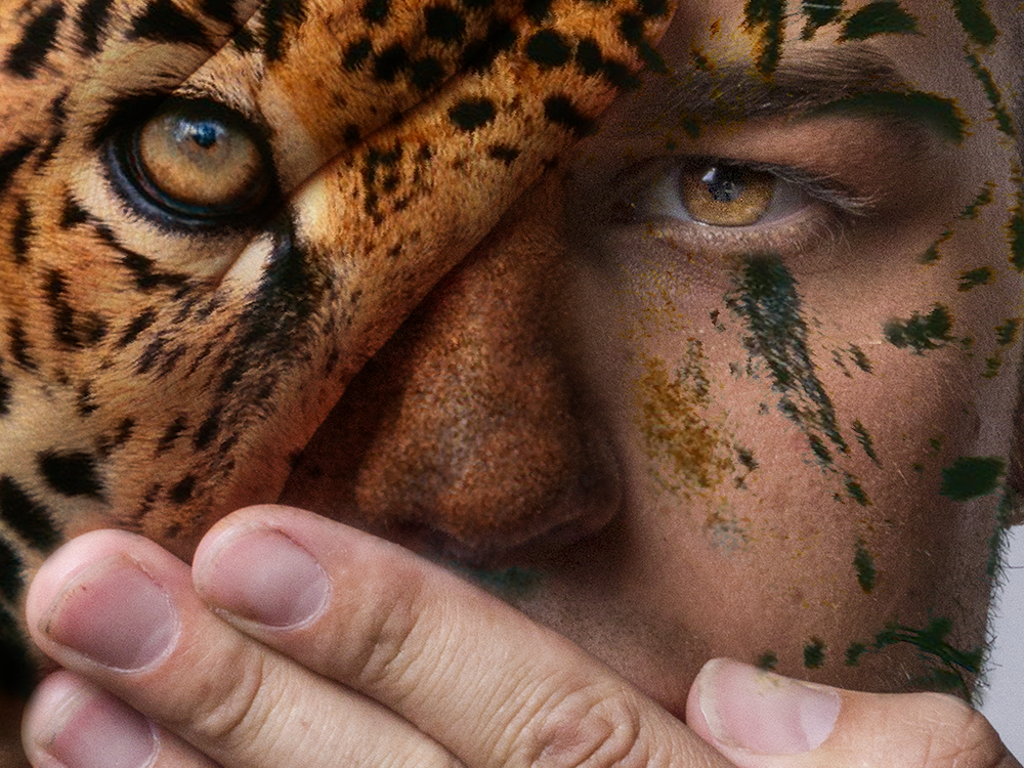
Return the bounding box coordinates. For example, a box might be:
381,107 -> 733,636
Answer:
134,103 -> 269,217
679,164 -> 776,226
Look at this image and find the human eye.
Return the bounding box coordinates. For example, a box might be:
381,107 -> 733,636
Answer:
605,155 -> 873,258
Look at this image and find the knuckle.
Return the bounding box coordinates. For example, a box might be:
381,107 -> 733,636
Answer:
521,686 -> 651,768
346,563 -> 431,695
169,644 -> 274,750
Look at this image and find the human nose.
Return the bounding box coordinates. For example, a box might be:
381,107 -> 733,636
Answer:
281,177 -> 622,561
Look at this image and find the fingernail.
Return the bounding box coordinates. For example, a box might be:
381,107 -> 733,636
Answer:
198,528 -> 330,628
696,658 -> 841,754
33,676 -> 157,768
40,555 -> 178,671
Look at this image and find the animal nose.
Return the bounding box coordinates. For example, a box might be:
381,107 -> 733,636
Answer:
279,177 -> 622,560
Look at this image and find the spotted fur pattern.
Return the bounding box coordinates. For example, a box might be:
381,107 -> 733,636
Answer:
0,0 -> 672,700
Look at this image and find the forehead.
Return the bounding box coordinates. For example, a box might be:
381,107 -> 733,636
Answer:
657,0 -> 1019,103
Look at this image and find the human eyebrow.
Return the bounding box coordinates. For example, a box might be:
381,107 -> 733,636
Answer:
635,44 -> 967,146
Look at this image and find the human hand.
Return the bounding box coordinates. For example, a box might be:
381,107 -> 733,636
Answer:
20,505 -> 1019,768
21,504 -> 734,768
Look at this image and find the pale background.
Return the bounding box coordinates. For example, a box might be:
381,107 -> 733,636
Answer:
980,527 -> 1024,755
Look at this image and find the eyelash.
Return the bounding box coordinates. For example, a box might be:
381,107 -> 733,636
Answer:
608,156 -> 875,256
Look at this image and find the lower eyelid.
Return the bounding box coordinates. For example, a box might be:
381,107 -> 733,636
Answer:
645,207 -> 851,256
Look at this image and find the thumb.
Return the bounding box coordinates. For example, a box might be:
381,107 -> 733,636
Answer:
686,658 -> 1021,768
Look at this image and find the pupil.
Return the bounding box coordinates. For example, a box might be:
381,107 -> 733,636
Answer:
701,166 -> 744,203
179,119 -> 222,150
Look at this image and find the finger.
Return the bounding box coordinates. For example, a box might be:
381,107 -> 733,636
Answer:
23,670 -> 220,768
685,658 -> 1022,768
191,504 -> 736,768
25,530 -> 458,768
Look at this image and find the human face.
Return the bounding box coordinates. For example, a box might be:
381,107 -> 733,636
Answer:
280,0 -> 1024,718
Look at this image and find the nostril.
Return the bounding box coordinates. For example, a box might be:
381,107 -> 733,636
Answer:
350,410 -> 624,561
381,439 -> 623,567
439,431 -> 624,560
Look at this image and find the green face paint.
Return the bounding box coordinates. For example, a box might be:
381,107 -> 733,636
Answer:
964,52 -> 1016,139
844,475 -> 871,506
939,456 -> 1006,501
812,91 -> 969,144
743,0 -> 786,74
948,0 -> 1000,48
799,0 -> 843,39
848,618 -> 984,702
982,356 -> 1002,378
757,650 -> 779,670
957,266 -> 995,291
845,642 -> 867,666
961,182 -> 997,219
728,255 -> 847,467
987,489 -> 1018,581
736,446 -> 758,473
840,1 -> 919,41
995,318 -> 1021,346
1009,180 -> 1024,272
852,420 -> 880,464
922,182 -> 996,264
803,637 -> 827,669
984,317 -> 1023,377
849,344 -> 873,373
883,304 -> 955,353
854,538 -> 877,593
705,507 -> 752,551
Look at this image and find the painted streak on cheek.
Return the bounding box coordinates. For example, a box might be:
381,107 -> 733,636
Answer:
621,253 -> 873,522
633,342 -> 734,494
725,255 -> 879,509
726,255 -> 847,469
622,269 -> 752,502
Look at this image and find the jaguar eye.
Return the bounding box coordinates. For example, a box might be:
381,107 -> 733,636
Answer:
111,99 -> 273,226
679,163 -> 777,227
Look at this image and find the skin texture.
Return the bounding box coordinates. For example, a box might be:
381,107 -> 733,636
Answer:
2,0 -> 1024,765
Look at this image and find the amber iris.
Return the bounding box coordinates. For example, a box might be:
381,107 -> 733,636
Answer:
679,164 -> 776,226
136,106 -> 267,214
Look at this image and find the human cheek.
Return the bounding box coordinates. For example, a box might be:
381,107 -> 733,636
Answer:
566,161 -> 1023,691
